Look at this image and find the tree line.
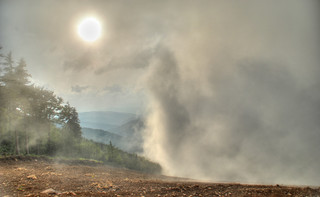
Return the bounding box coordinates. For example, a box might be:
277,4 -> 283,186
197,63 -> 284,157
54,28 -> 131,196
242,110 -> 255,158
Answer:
0,49 -> 81,155
0,48 -> 161,174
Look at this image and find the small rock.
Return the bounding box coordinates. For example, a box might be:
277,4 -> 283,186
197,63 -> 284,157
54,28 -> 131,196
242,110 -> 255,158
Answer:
27,175 -> 37,180
61,191 -> 77,196
41,188 -> 60,195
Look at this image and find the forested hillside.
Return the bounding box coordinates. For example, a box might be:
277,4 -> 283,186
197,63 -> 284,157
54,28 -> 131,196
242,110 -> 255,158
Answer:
0,48 -> 161,174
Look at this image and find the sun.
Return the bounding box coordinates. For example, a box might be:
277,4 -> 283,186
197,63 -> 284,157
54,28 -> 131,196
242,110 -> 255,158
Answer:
77,17 -> 102,42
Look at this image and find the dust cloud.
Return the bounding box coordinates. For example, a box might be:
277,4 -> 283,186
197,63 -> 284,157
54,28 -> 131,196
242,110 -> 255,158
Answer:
142,1 -> 320,186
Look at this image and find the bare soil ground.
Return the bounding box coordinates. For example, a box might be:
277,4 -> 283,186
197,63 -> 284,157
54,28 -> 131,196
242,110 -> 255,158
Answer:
0,156 -> 319,197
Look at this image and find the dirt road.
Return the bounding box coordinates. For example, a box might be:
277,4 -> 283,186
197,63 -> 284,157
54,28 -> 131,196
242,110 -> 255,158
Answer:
0,157 -> 319,196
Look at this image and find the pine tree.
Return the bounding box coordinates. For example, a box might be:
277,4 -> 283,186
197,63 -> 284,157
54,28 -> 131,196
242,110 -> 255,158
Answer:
14,58 -> 31,86
0,52 -> 20,154
14,58 -> 32,154
0,54 -> 32,155
1,52 -> 15,85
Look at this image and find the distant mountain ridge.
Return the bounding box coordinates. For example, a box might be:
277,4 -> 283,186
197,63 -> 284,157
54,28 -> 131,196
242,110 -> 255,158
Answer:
110,118 -> 144,137
79,111 -> 137,131
81,127 -> 122,145
79,111 -> 144,153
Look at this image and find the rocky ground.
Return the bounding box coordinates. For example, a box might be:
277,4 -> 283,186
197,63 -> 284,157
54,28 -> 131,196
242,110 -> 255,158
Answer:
0,156 -> 319,197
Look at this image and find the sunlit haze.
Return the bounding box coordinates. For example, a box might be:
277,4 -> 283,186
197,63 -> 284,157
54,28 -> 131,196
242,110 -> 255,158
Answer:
77,17 -> 102,42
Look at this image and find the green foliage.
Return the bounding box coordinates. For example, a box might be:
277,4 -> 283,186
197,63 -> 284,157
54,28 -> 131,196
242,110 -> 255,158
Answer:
0,49 -> 82,156
0,48 -> 161,174
0,139 -> 14,155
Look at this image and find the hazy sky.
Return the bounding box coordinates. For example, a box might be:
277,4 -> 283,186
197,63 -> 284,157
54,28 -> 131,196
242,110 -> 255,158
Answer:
1,0 -> 320,185
0,0 -> 158,113
1,1 -> 318,114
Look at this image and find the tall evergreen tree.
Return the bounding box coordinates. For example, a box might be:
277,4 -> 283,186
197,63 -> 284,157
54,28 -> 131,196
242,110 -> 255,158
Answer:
1,52 -> 15,85
14,58 -> 31,86
1,52 -> 20,154
13,58 -> 32,154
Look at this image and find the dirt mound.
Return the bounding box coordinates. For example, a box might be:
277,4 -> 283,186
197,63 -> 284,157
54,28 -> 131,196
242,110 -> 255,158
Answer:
0,158 -> 319,196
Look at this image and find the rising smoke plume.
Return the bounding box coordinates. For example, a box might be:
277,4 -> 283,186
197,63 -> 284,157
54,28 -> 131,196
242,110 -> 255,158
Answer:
142,1 -> 320,186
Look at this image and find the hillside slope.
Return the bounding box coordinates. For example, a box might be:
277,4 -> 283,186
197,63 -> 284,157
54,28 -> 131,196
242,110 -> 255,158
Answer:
81,127 -> 123,145
81,125 -> 143,153
80,112 -> 145,153
109,118 -> 144,137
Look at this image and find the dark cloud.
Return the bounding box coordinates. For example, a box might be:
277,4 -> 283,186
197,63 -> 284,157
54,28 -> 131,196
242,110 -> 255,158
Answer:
71,85 -> 89,93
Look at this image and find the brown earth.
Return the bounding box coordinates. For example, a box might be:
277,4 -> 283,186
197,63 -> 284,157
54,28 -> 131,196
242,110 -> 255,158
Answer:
0,156 -> 319,197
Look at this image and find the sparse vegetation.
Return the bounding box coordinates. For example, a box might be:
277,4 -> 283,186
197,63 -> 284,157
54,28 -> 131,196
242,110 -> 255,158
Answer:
0,48 -> 161,174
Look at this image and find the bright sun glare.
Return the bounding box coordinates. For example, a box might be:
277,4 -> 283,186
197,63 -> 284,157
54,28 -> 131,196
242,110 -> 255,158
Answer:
77,17 -> 102,42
